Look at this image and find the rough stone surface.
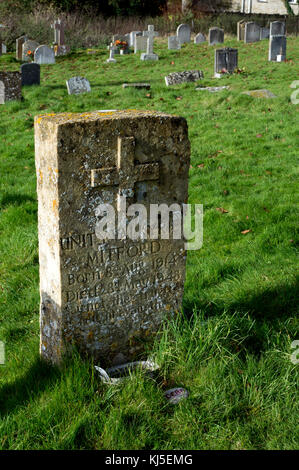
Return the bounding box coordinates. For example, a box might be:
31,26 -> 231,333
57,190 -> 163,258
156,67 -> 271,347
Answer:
21,63 -> 40,86
168,36 -> 181,50
208,27 -> 224,45
34,45 -> 55,65
260,27 -> 270,40
22,39 -> 39,61
270,21 -> 285,37
268,35 -> 286,61
194,33 -> 206,44
244,22 -> 261,43
134,36 -> 147,53
214,48 -> 238,75
130,31 -> 142,47
165,70 -> 203,86
196,86 -> 229,93
0,71 -> 22,104
122,83 -> 151,89
176,24 -> 191,44
34,109 -> 190,365
237,20 -> 246,41
16,35 -> 28,60
242,89 -> 277,99
66,76 -> 91,95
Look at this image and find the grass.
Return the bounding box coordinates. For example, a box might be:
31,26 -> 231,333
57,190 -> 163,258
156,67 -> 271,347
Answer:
0,36 -> 298,450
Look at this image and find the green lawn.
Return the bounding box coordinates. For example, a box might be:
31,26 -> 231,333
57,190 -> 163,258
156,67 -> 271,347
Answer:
0,37 -> 298,450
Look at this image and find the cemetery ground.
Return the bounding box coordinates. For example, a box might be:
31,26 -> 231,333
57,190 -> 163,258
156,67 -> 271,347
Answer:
0,36 -> 298,450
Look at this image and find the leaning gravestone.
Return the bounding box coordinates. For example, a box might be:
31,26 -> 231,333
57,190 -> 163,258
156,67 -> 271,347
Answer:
194,33 -> 206,44
0,71 -> 22,104
34,109 -> 190,365
34,45 -> 55,65
176,24 -> 191,44
244,22 -> 260,43
134,36 -> 147,53
208,27 -> 224,46
214,48 -> 238,76
16,35 -> 28,60
165,70 -> 203,86
21,63 -> 40,86
141,25 -> 159,61
66,76 -> 91,95
268,35 -> 286,62
168,36 -> 181,50
22,39 -> 39,61
270,21 -> 285,37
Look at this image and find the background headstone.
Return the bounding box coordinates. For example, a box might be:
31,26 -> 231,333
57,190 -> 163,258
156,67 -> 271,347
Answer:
107,46 -> 117,63
16,35 -> 28,60
21,63 -> 40,86
168,36 -> 181,50
141,25 -> 159,61
194,33 -> 206,44
260,27 -> 270,40
34,109 -> 190,365
134,36 -> 147,53
165,70 -> 203,86
270,21 -> 285,37
268,35 -> 286,62
130,31 -> 142,47
34,45 -> 55,65
176,24 -> 191,44
237,20 -> 246,41
66,76 -> 91,95
209,27 -> 224,46
1,43 -> 6,54
214,48 -> 238,76
244,22 -> 261,43
0,71 -> 22,104
22,39 -> 39,61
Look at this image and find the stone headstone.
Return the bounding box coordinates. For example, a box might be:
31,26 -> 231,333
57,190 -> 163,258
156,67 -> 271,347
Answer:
168,36 -> 181,50
51,19 -> 70,56
130,31 -> 142,47
214,48 -> 238,76
16,35 -> 28,60
134,36 -> 148,53
270,21 -> 285,37
260,27 -> 270,40
0,72 -> 22,104
268,35 -> 286,62
194,33 -> 206,44
165,70 -> 204,86
0,24 -> 6,57
107,46 -> 117,63
244,22 -> 261,43
237,20 -> 246,41
208,27 -> 224,46
34,45 -> 55,65
34,109 -> 190,365
66,76 -> 91,95
22,39 -> 39,61
141,25 -> 159,61
21,63 -> 40,86
242,89 -> 277,99
176,24 -> 191,44
2,44 -> 6,54
196,86 -> 229,93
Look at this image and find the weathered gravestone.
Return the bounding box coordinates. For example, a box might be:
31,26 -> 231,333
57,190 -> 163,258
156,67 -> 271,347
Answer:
260,27 -> 270,40
122,83 -> 151,89
165,70 -> 203,86
214,48 -> 238,77
270,21 -> 285,37
2,44 -> 6,54
244,22 -> 260,43
130,31 -> 142,47
168,36 -> 181,50
141,25 -> 159,61
0,24 -> 6,57
22,39 -> 39,61
134,36 -> 147,53
0,71 -> 22,104
34,45 -> 55,65
51,18 -> 70,56
237,20 -> 246,41
107,46 -> 117,63
66,76 -> 91,95
34,109 -> 190,365
194,33 -> 206,44
21,63 -> 40,86
176,24 -> 191,44
209,27 -> 224,46
16,35 -> 28,60
268,35 -> 286,62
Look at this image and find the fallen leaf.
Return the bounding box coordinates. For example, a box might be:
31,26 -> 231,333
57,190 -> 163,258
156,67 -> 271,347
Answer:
197,164 -> 204,168
241,229 -> 251,234
176,96 -> 182,100
216,207 -> 229,213
256,134 -> 263,138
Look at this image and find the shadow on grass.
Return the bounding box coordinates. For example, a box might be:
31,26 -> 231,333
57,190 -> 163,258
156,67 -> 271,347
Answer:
0,357 -> 60,417
0,192 -> 36,208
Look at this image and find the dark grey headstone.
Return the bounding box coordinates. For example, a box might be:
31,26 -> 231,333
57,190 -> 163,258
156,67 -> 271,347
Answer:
244,23 -> 261,43
21,63 -> 40,86
214,48 -> 238,75
260,27 -> 270,40
176,24 -> 191,44
209,27 -> 224,46
268,35 -> 286,62
194,33 -> 206,44
270,21 -> 285,37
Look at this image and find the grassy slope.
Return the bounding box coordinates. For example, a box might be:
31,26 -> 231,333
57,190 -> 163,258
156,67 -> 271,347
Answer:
0,37 -> 298,450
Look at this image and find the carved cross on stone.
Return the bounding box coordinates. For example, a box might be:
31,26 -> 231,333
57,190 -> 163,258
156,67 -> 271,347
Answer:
91,136 -> 159,209
143,25 -> 158,55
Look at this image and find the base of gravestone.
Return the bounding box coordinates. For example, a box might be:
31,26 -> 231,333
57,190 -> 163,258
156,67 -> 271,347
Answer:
107,58 -> 117,63
140,53 -> 159,61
